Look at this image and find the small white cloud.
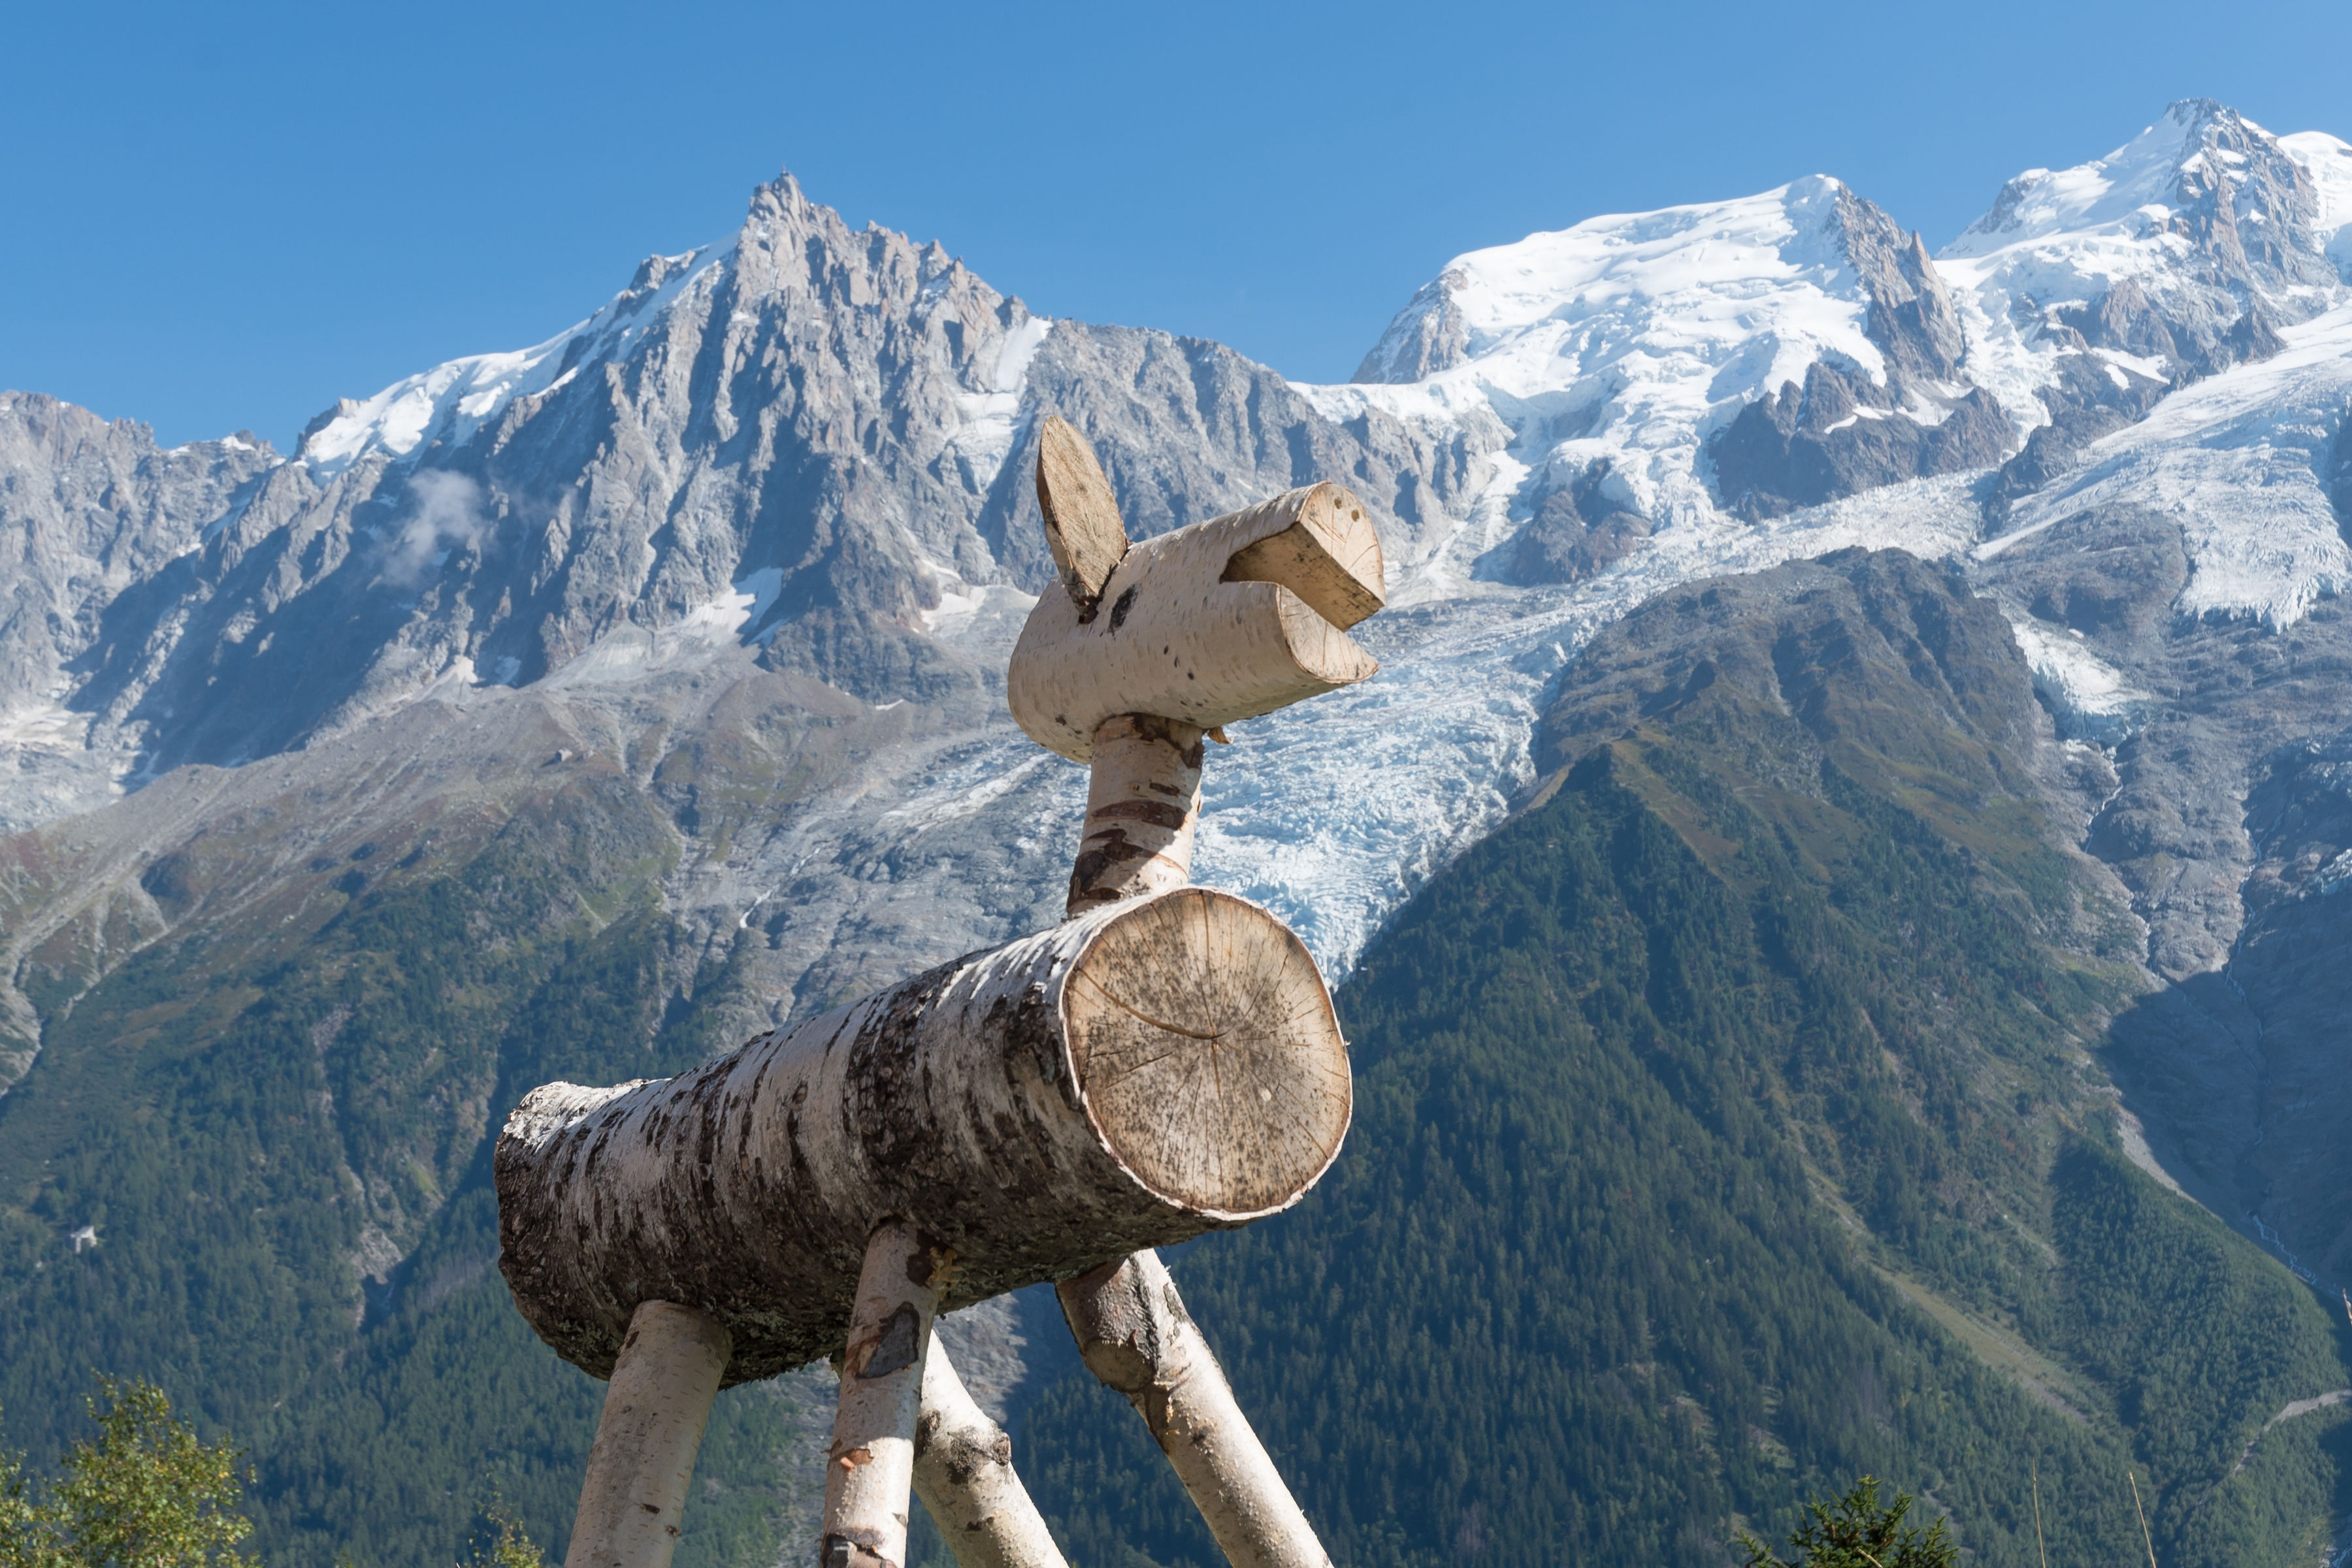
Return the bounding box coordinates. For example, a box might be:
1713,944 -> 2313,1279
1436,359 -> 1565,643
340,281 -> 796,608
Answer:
383,472 -> 491,587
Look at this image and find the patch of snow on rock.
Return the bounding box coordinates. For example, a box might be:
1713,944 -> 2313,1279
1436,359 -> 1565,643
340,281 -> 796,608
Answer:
946,316 -> 1054,493
2008,619 -> 2144,743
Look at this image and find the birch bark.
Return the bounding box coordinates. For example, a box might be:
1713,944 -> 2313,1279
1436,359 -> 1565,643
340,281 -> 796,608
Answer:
912,1341 -> 1070,1568
563,1301 -> 732,1568
1007,483 -> 1384,766
1066,714 -> 1204,913
497,886 -> 1349,1384
823,1221 -> 949,1568
1058,1252 -> 1332,1568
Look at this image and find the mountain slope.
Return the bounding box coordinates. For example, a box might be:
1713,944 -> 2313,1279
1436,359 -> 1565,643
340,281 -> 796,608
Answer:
1006,550 -> 2352,1568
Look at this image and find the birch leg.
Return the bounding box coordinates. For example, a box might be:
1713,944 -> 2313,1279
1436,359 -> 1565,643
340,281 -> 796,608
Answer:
824,1220 -> 953,1568
1057,1250 -> 1332,1568
564,1301 -> 732,1568
912,1339 -> 1069,1568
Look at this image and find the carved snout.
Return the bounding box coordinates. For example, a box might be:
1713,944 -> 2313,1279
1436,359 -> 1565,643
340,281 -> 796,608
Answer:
1007,482 -> 1387,764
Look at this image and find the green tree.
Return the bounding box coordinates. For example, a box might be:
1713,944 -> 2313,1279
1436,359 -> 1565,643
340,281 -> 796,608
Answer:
4,1382 -> 556,1568
1737,1477 -> 1955,1568
458,1511 -> 546,1568
0,1441 -> 48,1568
1,1379 -> 253,1568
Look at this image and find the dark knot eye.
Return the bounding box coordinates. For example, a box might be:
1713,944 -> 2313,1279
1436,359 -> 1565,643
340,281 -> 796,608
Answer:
1108,585 -> 1139,631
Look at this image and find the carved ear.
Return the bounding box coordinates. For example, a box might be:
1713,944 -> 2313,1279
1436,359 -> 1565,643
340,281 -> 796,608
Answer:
1035,417 -> 1130,621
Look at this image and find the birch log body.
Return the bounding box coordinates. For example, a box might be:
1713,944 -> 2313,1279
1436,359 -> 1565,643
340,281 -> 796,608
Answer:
495,886 -> 1350,1384
1007,484 -> 1385,765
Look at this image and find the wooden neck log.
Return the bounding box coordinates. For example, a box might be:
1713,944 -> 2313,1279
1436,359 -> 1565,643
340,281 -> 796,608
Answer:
495,885 -> 1350,1386
1068,714 -> 1205,915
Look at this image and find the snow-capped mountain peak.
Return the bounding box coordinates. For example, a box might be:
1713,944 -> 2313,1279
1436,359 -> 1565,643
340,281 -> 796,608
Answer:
1932,101 -> 2349,518
296,242 -> 735,478
1324,174 -> 2002,557
1354,175 -> 1880,395
1947,100 -> 2338,293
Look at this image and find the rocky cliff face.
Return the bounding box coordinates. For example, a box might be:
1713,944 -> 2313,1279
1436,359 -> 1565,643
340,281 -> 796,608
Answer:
0,395 -> 276,831
63,176 -> 1047,778
1708,188 -> 2013,519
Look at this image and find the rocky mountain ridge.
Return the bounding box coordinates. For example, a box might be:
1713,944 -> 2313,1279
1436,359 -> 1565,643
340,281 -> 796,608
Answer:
0,174 -> 1494,840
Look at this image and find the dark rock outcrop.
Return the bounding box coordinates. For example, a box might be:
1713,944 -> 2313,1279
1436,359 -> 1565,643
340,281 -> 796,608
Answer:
1495,462 -> 1650,586
1708,188 -> 2012,519
1711,373 -> 2010,518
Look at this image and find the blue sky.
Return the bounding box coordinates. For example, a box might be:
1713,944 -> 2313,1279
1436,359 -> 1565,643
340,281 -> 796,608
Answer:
5,0 -> 2348,449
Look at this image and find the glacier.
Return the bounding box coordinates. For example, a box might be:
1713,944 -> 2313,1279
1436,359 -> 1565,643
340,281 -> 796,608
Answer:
1980,303 -> 2352,628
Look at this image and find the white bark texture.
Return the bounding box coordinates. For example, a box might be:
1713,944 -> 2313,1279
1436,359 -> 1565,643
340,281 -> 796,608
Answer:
1058,1252 -> 1333,1568
823,1221 -> 948,1568
1068,714 -> 1204,914
913,1340 -> 1070,1568
563,1301 -> 733,1568
496,885 -> 1350,1384
1007,483 -> 1385,765
1034,416 -> 1129,619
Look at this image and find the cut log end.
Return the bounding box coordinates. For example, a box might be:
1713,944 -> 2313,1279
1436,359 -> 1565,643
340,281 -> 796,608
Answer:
1034,417 -> 1129,618
1066,888 -> 1350,1218
1220,482 -> 1385,630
